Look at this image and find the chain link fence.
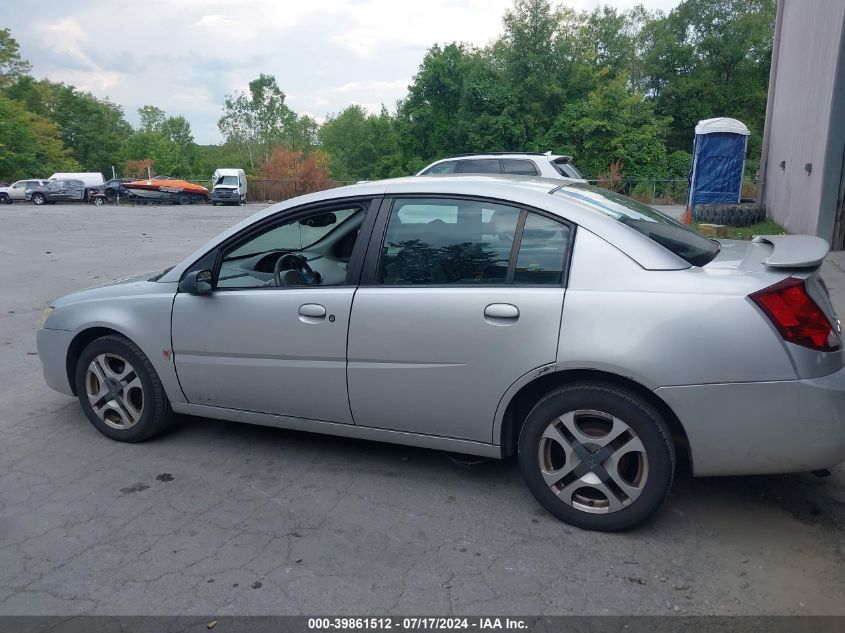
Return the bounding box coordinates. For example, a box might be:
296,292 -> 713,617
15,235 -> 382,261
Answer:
183,178 -> 357,203
585,178 -> 758,206
181,176 -> 758,206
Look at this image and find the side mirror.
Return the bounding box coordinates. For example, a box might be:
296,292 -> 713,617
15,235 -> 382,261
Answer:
179,269 -> 213,295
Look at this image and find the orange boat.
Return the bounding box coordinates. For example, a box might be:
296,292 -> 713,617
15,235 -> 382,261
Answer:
124,177 -> 209,201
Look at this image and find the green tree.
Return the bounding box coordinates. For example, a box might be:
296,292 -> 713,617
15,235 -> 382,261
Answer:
123,109 -> 197,177
0,96 -> 78,179
637,0 -> 775,156
320,105 -> 403,181
543,74 -> 669,179
138,105 -> 166,133
397,43 -> 518,162
217,74 -> 312,169
0,28 -> 31,89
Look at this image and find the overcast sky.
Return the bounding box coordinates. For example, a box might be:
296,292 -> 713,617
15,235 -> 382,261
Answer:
2,0 -> 681,144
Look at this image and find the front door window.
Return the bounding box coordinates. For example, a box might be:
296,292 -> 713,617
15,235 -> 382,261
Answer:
217,206 -> 367,289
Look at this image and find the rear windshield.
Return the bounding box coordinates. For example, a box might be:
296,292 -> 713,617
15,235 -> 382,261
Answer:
556,183 -> 719,267
552,160 -> 584,179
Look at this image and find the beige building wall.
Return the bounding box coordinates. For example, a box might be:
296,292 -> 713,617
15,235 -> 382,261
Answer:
762,0 -> 845,243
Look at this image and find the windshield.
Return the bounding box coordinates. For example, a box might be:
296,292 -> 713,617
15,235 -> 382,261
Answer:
227,209 -> 361,259
217,175 -> 239,186
556,183 -> 719,267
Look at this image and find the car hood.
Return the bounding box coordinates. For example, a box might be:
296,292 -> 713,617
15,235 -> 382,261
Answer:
52,270 -> 174,307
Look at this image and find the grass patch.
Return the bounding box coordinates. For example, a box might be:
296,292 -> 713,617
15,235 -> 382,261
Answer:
692,217 -> 788,241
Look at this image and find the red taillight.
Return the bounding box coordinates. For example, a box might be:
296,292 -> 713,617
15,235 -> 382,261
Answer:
750,277 -> 841,352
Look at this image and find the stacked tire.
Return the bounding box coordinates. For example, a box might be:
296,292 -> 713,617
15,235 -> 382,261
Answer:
692,203 -> 766,227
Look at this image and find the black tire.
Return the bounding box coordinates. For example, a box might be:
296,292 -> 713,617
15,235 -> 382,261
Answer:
75,334 -> 174,442
31,193 -> 46,205
693,203 -> 766,227
0,194 -> 11,204
93,197 -> 105,206
518,382 -> 675,531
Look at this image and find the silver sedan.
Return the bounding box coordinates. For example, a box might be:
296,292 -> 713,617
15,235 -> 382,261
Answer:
37,176 -> 845,531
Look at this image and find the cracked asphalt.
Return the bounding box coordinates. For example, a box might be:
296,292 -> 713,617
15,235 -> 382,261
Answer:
1,203 -> 844,615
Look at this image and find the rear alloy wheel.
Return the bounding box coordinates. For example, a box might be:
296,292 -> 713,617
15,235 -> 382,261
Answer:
32,193 -> 46,205
518,382 -> 674,531
75,334 -> 174,442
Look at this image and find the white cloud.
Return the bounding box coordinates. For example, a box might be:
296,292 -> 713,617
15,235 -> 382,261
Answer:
35,18 -> 91,67
191,14 -> 238,28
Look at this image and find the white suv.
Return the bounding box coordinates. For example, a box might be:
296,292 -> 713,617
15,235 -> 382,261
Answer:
417,152 -> 586,181
0,179 -> 48,204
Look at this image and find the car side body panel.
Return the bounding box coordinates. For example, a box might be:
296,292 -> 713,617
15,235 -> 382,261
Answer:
656,369 -> 845,475
172,288 -> 355,423
558,229 -> 798,387
42,279 -> 185,404
347,286 -> 565,442
170,401 -> 502,458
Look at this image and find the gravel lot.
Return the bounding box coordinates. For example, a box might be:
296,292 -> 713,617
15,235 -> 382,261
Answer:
1,202 -> 844,615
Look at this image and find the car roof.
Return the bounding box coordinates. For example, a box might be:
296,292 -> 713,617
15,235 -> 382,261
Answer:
159,175 -> 687,283
432,153 -> 572,162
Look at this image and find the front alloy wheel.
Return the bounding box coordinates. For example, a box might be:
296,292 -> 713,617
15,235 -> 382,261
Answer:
519,382 -> 674,531
32,193 -> 46,205
75,334 -> 174,442
85,353 -> 144,429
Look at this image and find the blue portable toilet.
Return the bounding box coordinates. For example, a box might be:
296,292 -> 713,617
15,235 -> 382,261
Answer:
688,117 -> 750,211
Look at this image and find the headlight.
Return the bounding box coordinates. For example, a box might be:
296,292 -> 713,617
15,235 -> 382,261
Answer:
41,306 -> 55,326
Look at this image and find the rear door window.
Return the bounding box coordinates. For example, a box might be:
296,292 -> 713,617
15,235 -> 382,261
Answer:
458,159 -> 502,174
376,198 -> 573,286
514,213 -> 570,284
502,159 -> 539,176
379,198 -> 520,285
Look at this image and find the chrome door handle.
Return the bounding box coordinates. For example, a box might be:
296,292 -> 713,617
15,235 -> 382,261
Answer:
298,303 -> 326,318
484,303 -> 519,319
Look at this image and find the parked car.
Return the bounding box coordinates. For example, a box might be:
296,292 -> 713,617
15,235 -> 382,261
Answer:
27,179 -> 86,205
417,152 -> 586,181
37,176 -> 845,531
48,172 -> 105,189
0,179 -> 48,204
96,178 -> 137,201
211,168 -> 248,205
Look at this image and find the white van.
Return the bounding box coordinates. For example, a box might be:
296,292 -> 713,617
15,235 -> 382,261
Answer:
211,168 -> 247,206
49,172 -> 105,189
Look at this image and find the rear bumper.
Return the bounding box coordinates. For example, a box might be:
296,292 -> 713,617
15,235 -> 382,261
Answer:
656,367 -> 845,476
36,328 -> 75,396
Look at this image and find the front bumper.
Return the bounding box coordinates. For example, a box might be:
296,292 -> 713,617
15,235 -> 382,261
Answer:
656,367 -> 845,476
36,328 -> 75,396
211,190 -> 240,203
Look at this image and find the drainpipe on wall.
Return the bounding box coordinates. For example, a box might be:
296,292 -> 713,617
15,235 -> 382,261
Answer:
758,0 -> 785,204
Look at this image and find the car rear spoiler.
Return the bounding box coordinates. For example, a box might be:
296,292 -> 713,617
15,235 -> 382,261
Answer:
752,235 -> 829,269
